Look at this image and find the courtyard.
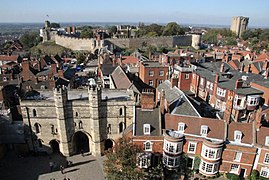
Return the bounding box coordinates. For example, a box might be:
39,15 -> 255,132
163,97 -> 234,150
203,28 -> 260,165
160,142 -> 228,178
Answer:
0,151 -> 106,180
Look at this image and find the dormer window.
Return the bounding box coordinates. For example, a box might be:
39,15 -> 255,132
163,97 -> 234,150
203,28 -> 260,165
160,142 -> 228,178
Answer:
266,136 -> 269,146
178,123 -> 185,133
143,124 -> 151,135
200,125 -> 208,137
234,130 -> 242,143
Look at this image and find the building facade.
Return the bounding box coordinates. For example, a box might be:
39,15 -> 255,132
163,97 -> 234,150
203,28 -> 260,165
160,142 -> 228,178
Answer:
20,86 -> 135,156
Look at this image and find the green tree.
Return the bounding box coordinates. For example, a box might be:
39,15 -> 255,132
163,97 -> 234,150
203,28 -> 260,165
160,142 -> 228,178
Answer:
19,32 -> 41,49
162,22 -> 185,36
108,26 -> 117,35
104,138 -> 146,180
50,23 -> 60,28
193,156 -> 201,173
76,52 -> 86,65
80,29 -> 94,38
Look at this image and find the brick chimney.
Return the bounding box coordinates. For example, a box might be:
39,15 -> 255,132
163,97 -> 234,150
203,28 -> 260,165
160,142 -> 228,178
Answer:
235,79 -> 243,89
215,73 -> 219,83
51,63 -> 57,74
240,63 -> 245,72
264,68 -> 269,79
170,77 -> 178,88
247,64 -> 251,74
220,62 -> 225,73
58,69 -> 64,78
141,89 -> 155,110
22,61 -> 31,81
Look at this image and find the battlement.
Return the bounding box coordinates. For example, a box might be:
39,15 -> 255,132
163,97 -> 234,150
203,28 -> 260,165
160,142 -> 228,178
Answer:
54,85 -> 67,93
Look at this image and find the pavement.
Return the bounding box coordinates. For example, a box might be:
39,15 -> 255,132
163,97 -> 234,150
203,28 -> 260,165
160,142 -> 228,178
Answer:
0,151 -> 106,180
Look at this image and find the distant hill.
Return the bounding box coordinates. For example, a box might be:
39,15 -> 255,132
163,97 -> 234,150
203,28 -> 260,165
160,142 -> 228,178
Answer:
31,41 -> 71,55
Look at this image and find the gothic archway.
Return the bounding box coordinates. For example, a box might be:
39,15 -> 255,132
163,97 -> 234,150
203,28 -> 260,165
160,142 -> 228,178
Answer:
104,139 -> 113,151
49,140 -> 60,153
73,131 -> 90,154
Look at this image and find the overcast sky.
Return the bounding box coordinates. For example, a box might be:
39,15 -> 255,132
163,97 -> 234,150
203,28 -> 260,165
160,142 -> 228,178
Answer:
0,0 -> 269,27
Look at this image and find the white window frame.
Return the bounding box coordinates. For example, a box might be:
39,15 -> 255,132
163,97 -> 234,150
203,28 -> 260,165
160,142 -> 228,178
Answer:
159,80 -> 163,85
216,99 -> 221,109
159,70 -> 164,76
265,136 -> 269,146
185,74 -> 189,79
144,141 -> 153,151
234,130 -> 242,143
200,125 -> 208,137
217,87 -> 226,97
247,96 -> 259,106
230,164 -> 240,174
210,83 -> 213,90
200,78 -> 204,86
178,122 -> 185,133
234,151 -> 242,162
206,81 -> 210,89
149,70 -> 154,77
188,142 -> 197,154
199,160 -> 219,174
149,80 -> 153,86
264,153 -> 269,164
260,167 -> 269,178
143,124 -> 151,135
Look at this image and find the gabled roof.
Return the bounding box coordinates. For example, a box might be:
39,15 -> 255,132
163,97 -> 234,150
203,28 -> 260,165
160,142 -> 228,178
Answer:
111,66 -> 132,89
101,64 -> 117,76
0,55 -> 20,62
157,80 -> 200,117
257,126 -> 269,146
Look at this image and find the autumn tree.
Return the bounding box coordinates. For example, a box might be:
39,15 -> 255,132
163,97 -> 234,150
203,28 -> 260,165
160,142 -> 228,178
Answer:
104,138 -> 146,180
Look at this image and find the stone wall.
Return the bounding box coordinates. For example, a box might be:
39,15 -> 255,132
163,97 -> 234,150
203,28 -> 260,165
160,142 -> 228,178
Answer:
54,34 -> 200,52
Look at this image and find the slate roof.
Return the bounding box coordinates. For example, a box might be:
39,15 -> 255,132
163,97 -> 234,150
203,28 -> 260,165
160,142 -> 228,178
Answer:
101,64 -> 117,76
228,122 -> 254,144
157,80 -> 200,117
135,108 -> 161,136
43,55 -> 56,65
142,61 -> 169,68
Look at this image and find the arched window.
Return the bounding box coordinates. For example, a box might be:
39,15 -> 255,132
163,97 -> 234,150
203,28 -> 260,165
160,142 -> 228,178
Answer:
79,121 -> 83,129
75,112 -> 79,117
119,108 -> 123,116
34,123 -> 41,133
33,109 -> 37,117
51,125 -> 55,134
119,122 -> 124,133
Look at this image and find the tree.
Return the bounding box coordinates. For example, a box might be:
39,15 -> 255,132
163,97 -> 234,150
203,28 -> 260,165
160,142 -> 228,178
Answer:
104,138 -> 146,180
193,156 -> 201,173
50,23 -> 60,28
19,32 -> 41,49
108,26 -> 117,35
80,28 -> 94,38
162,22 -> 185,36
76,52 -> 86,65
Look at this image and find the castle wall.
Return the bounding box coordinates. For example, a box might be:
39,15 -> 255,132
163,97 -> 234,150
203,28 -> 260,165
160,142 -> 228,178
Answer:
55,35 -> 96,51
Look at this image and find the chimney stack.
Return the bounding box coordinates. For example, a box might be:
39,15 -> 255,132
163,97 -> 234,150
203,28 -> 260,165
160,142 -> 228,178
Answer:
235,79 -> 243,89
215,73 -> 219,83
220,62 -> 225,73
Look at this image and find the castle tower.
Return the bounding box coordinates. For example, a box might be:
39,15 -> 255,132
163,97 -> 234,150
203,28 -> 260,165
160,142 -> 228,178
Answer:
191,34 -> 201,50
54,86 -> 72,156
88,85 -> 103,156
230,16 -> 249,38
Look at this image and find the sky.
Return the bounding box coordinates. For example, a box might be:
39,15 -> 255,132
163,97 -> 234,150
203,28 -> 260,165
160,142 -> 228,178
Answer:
0,0 -> 269,27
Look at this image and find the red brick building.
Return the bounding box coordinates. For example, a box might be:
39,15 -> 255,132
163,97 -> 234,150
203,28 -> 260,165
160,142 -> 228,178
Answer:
139,61 -> 169,88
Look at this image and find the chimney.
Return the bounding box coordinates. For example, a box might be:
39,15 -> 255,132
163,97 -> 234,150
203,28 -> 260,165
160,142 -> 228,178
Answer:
235,79 -> 243,89
58,69 -> 64,78
22,61 -> 31,80
264,60 -> 269,70
51,63 -> 57,74
240,63 -> 245,72
247,64 -> 251,74
170,77 -> 178,88
265,68 -> 269,79
220,62 -> 225,73
215,73 -> 219,83
141,89 -> 155,110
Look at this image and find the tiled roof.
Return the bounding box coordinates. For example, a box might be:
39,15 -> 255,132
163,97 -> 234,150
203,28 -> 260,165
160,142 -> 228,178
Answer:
228,122 -> 253,144
0,55 -> 19,61
165,113 -> 226,140
111,66 -> 132,89
121,56 -> 139,65
257,126 -> 269,146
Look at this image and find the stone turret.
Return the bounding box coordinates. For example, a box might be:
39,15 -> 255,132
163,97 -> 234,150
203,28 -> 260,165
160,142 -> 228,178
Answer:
54,86 -> 71,156
191,34 -> 201,50
88,85 -> 102,156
